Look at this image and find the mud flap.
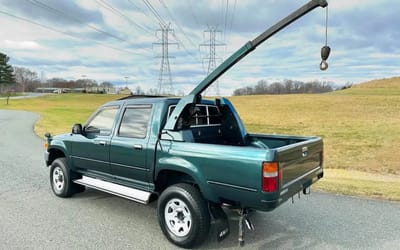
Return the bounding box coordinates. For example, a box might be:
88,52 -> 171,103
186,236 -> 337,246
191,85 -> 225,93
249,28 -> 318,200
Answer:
209,204 -> 230,242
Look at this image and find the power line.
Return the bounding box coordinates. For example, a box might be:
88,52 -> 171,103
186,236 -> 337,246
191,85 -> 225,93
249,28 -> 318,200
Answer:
187,1 -> 200,27
25,0 -> 152,55
158,0 -> 197,48
0,8 -> 147,56
27,0 -> 126,43
127,0 -> 159,25
158,0 -> 201,63
200,26 -> 225,96
140,0 -> 200,63
219,0 -> 224,27
95,0 -> 154,36
142,0 -> 166,26
153,24 -> 178,95
223,0 -> 229,40
228,0 -> 237,39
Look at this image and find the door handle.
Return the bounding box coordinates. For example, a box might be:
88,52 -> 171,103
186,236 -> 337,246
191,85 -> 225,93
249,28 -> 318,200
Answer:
133,144 -> 143,150
97,140 -> 107,146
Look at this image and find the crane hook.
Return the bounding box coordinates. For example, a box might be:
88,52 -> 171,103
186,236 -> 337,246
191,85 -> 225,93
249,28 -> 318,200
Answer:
320,5 -> 330,71
320,45 -> 330,70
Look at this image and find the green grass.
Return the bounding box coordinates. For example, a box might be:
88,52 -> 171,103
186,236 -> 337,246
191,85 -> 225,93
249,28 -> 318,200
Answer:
0,93 -> 126,137
0,78 -> 399,200
314,169 -> 400,201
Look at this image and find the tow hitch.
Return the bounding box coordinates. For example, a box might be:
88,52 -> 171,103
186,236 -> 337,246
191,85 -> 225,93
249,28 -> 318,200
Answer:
210,205 -> 256,246
238,208 -> 255,247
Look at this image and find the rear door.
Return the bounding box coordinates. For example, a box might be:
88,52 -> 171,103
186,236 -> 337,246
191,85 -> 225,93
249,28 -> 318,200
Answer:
110,105 -> 153,189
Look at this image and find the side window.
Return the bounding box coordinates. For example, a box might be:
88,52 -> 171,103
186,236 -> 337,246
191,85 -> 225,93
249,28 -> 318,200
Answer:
86,106 -> 119,135
118,106 -> 152,138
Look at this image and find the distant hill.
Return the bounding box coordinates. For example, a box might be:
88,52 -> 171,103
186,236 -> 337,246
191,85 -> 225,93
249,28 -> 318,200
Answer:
354,77 -> 400,88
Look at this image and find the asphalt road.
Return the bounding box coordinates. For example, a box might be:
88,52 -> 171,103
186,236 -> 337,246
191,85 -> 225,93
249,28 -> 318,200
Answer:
0,92 -> 47,100
0,109 -> 399,250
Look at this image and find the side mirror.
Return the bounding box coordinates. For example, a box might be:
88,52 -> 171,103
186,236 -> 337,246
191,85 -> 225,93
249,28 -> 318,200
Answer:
72,124 -> 83,134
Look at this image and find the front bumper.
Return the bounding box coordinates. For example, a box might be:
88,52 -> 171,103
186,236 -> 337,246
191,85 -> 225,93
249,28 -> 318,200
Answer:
44,151 -> 50,166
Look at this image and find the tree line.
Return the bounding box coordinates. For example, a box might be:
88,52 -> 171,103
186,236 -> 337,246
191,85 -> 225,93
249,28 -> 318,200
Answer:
0,52 -> 113,94
233,79 -> 336,96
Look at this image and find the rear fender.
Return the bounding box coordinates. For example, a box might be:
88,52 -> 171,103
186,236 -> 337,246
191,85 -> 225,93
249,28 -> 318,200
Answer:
156,156 -> 218,202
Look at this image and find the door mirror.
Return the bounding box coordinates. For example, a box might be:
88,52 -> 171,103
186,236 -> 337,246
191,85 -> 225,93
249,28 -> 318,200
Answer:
72,124 -> 83,134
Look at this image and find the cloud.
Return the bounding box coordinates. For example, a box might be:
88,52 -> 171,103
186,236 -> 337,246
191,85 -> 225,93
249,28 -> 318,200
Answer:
0,0 -> 398,95
1,40 -> 42,49
1,0 -> 104,27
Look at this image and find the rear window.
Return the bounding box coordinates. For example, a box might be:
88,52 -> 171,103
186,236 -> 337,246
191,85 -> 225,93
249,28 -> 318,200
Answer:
168,104 -> 221,127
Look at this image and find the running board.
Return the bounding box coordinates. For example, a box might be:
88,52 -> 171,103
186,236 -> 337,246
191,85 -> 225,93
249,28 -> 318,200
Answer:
73,176 -> 151,204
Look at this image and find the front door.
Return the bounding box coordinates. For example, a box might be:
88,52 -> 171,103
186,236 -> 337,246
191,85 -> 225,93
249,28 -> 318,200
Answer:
70,105 -> 119,175
110,105 -> 153,189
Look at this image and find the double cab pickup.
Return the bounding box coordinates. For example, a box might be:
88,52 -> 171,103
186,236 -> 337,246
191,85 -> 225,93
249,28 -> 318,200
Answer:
44,1 -> 327,247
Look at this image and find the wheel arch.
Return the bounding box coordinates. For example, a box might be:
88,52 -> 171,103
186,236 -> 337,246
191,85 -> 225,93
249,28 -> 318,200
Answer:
47,147 -> 68,166
155,159 -> 218,203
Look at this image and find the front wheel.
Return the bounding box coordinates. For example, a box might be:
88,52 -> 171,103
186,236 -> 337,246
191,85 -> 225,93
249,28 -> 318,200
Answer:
50,158 -> 83,197
157,183 -> 210,248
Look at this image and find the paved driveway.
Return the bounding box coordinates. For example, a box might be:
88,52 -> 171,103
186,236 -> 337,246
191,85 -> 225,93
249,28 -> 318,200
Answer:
0,109 -> 399,249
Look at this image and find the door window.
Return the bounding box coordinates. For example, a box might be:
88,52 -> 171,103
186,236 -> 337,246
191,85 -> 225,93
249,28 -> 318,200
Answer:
85,106 -> 119,135
118,105 -> 152,138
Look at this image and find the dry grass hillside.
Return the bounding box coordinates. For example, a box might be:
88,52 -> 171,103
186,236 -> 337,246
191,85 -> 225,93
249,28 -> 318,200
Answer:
354,76 -> 400,88
230,78 -> 400,175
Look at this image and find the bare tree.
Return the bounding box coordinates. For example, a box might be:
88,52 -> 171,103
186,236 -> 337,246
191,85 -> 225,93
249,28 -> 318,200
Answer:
13,67 -> 39,92
233,79 -> 334,96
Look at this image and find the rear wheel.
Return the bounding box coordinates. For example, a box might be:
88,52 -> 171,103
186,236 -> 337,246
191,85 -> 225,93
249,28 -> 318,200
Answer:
157,183 -> 210,248
50,158 -> 84,197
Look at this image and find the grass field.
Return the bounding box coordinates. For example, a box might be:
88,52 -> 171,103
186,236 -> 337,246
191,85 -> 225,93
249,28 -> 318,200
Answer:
0,94 -> 125,137
230,82 -> 400,175
1,77 -> 399,200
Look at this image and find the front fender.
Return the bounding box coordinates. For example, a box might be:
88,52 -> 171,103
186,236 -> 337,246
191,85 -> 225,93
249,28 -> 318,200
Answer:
47,138 -> 71,166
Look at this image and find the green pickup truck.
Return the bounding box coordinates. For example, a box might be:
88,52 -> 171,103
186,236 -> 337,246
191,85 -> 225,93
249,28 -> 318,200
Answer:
44,1 -> 327,248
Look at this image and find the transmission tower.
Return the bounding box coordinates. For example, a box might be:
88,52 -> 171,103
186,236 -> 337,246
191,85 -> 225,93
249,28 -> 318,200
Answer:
200,26 -> 225,96
153,23 -> 178,95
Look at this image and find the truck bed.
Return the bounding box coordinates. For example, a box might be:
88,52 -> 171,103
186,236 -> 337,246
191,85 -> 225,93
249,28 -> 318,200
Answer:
248,133 -> 323,190
157,132 -> 323,211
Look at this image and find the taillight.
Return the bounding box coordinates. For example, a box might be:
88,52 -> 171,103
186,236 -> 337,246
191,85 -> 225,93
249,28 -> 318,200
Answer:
262,162 -> 280,192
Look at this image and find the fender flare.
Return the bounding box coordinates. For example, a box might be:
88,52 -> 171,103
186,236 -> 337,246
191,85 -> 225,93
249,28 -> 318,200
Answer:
156,156 -> 219,203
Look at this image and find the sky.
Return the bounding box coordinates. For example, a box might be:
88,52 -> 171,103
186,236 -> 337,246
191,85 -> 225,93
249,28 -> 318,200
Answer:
0,0 -> 399,96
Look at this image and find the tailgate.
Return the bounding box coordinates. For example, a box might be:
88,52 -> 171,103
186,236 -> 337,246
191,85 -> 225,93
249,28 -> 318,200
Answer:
277,137 -> 323,190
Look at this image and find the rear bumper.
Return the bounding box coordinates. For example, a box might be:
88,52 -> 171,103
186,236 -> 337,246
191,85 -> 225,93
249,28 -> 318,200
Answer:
255,166 -> 323,211
207,166 -> 323,212
206,165 -> 323,211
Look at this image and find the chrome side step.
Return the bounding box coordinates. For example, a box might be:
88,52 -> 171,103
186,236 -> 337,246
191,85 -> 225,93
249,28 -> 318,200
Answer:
73,176 -> 151,204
